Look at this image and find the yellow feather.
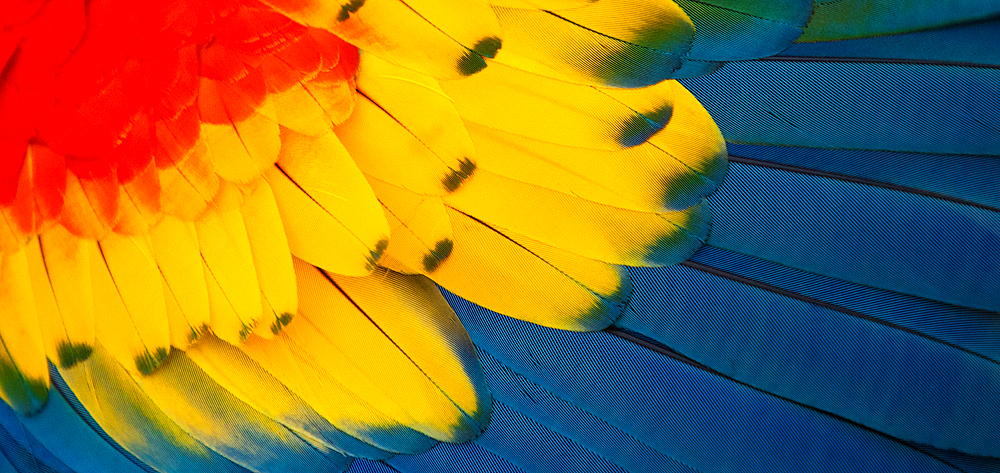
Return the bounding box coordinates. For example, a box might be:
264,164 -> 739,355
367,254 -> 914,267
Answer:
444,169 -> 709,266
29,225 -> 95,368
255,0 -> 359,30
646,80 -> 729,183
322,267 -> 490,442
488,0 -> 596,8
464,111 -> 723,212
491,0 -> 694,87
328,0 -> 499,79
367,178 -> 454,274
240,181 -> 297,337
187,335 -> 391,458
336,53 -> 478,194
266,128 -> 389,276
238,333 -> 434,455
428,208 -> 628,331
93,234 -> 171,375
194,206 -> 262,344
58,344 -> 234,472
201,85 -> 281,184
440,62 -> 673,150
289,259 -> 487,442
271,78 -> 355,136
0,248 -> 49,415
149,216 -> 211,348
125,347 -> 348,471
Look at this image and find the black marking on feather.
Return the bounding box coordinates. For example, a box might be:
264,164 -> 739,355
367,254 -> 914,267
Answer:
56,341 -> 93,369
365,238 -> 390,271
442,158 -> 477,192
473,36 -> 502,59
422,238 -> 454,272
238,324 -> 253,342
187,323 -> 209,343
337,0 -> 365,22
270,312 -> 295,335
457,50 -> 488,76
134,347 -> 170,376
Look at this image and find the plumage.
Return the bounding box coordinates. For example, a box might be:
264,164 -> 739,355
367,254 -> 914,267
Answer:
267,129 -> 391,276
1,0 -> 998,472
0,249 -> 48,416
490,0 -> 696,87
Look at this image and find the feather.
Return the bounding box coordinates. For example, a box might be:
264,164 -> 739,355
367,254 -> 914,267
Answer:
290,261 -> 491,443
90,235 -> 171,376
444,169 -> 709,267
240,181 -> 297,337
426,207 -> 629,331
452,294 -> 961,473
490,0 -> 695,88
148,217 -> 211,349
238,330 -> 439,455
337,54 -> 478,195
266,129 -> 390,276
367,178 -> 454,274
679,60 -> 1000,155
194,203 -> 263,345
27,225 -> 95,369
441,63 -> 673,149
124,348 -> 353,472
0,249 -> 48,416
58,344 -> 251,473
799,0 -> 1000,41
327,0 -> 503,79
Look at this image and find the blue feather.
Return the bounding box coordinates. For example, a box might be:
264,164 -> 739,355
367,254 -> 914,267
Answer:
680,61 -> 1000,155
724,144 -> 1000,211
705,162 -> 1000,313
446,292 -> 961,473
618,261 -> 1000,456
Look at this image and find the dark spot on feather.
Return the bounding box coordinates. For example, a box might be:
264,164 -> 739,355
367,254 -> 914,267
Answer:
270,312 -> 295,335
472,36 -> 502,59
187,323 -> 209,343
457,50 -> 488,76
56,341 -> 93,369
422,238 -> 454,272
365,238 -> 390,271
238,324 -> 254,342
616,114 -> 664,148
442,158 -> 477,192
337,0 -> 365,22
135,347 -> 170,375
0,358 -> 48,416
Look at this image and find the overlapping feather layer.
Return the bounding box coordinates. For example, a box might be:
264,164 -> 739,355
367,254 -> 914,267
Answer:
0,0 -> 742,468
4,0 -> 995,471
